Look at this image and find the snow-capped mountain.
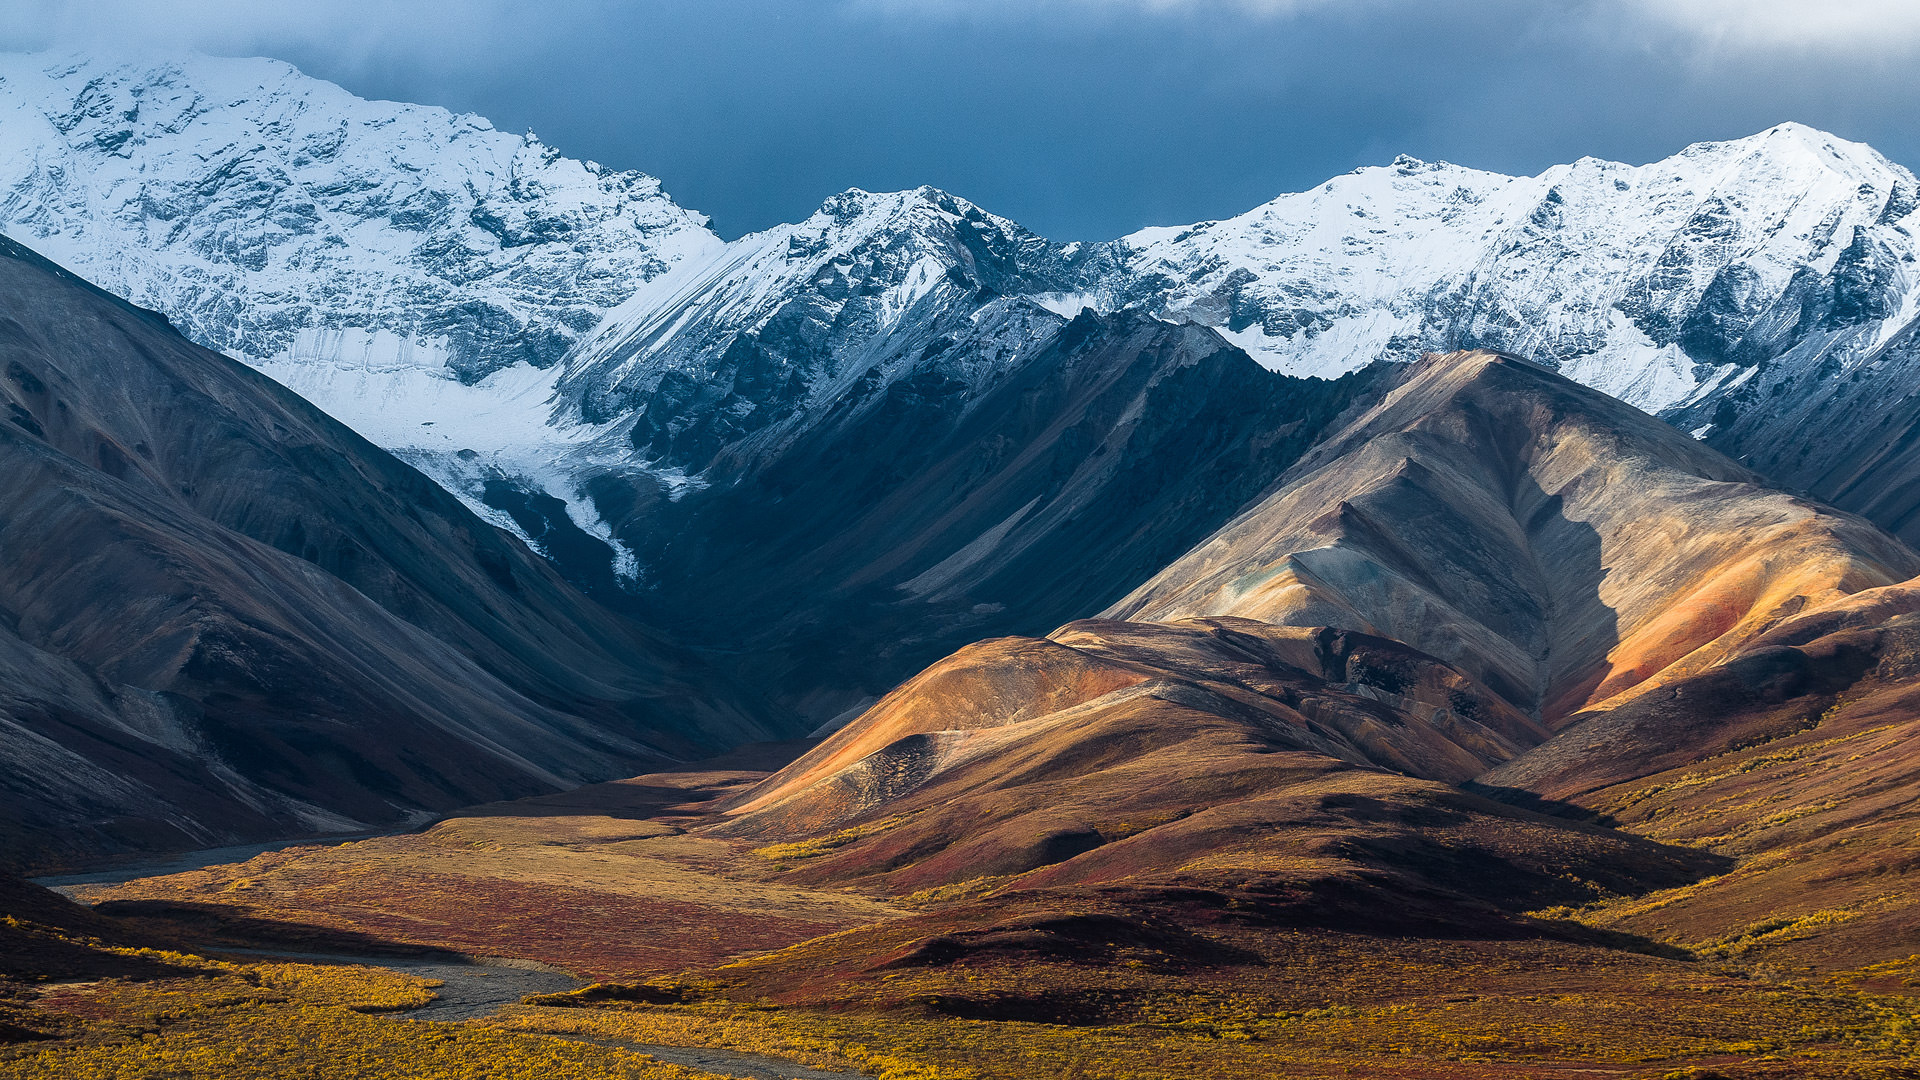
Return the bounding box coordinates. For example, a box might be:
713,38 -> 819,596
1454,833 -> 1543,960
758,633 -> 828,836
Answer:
6,50 -> 1920,570
1087,124 -> 1920,545
1106,122 -> 1917,413
544,121 -> 1920,551
556,186 -> 1100,473
549,121 -> 1920,486
0,51 -> 721,473
417,186 -> 1091,581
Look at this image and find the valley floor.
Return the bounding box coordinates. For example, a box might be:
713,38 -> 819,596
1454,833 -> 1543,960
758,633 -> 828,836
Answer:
7,744 -> 1917,1080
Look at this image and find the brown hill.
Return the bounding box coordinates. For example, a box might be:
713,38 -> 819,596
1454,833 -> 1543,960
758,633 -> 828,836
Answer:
714,617 -> 1711,937
1104,351 -> 1920,723
1483,573 -> 1920,968
704,350 -> 1919,956
729,617 -> 1547,834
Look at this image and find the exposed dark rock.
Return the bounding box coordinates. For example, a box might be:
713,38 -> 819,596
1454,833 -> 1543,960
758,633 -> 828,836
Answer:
0,236 -> 770,868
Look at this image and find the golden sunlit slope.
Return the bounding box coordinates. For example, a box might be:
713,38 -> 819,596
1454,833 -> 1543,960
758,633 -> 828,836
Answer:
729,617 -> 1547,834
1484,573 -> 1920,969
1104,351 -> 1920,723
714,618 -> 1709,932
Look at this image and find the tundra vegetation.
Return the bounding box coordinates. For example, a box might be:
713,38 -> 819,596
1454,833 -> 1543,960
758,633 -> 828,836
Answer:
19,797 -> 1920,1080
6,914 -> 1918,1079
0,919 -> 725,1079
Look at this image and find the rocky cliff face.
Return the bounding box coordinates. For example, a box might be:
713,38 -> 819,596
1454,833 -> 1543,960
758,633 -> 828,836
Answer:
1663,312 -> 1920,545
557,186 -> 1105,470
1103,125 -> 1917,405
0,53 -> 720,379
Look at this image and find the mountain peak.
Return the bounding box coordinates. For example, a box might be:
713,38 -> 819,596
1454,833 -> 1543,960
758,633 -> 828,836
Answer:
555,174 -> 1084,450
1107,346 -> 1919,721
0,48 -> 721,392
1755,119 -> 1859,148
805,184 -> 1013,236
1674,120 -> 1904,181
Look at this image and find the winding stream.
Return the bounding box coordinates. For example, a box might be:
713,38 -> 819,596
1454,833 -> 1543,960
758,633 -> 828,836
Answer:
205,947 -> 580,1021
32,843 -> 870,1080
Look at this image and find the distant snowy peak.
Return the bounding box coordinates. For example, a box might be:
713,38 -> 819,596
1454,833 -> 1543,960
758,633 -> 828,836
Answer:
572,185 -> 1079,386
556,185 -> 1093,468
1108,122 -> 1920,410
0,51 -> 721,384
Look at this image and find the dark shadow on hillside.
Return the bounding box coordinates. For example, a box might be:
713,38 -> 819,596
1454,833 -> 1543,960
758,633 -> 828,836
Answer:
1513,471 -> 1619,724
0,918 -> 203,982
1302,451 -> 1620,722
93,899 -> 476,962
440,739 -> 819,821
639,739 -> 823,775
440,781 -> 735,823
1523,917 -> 1697,961
1460,782 -> 1619,826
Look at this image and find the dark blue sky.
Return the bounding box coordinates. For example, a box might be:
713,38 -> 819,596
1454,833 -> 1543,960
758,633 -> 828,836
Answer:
8,0 -> 1920,240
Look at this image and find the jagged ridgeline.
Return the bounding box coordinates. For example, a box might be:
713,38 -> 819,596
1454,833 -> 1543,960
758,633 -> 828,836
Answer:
8,51 -> 1920,723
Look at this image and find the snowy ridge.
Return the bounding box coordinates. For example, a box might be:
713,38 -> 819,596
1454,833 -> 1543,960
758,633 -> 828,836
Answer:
557,185 -> 1088,470
1108,123 -> 1920,411
555,122 -> 1920,459
7,51 -> 1920,576
0,51 -> 727,562
0,51 -> 720,411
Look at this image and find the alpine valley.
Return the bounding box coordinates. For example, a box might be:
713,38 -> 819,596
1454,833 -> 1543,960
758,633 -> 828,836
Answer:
0,49 -> 1917,1080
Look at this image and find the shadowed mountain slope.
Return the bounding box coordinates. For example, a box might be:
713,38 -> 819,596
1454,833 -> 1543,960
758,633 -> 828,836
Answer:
1105,351 -> 1920,723
1667,320 -> 1920,549
0,236 -> 770,867
610,310 -> 1382,726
